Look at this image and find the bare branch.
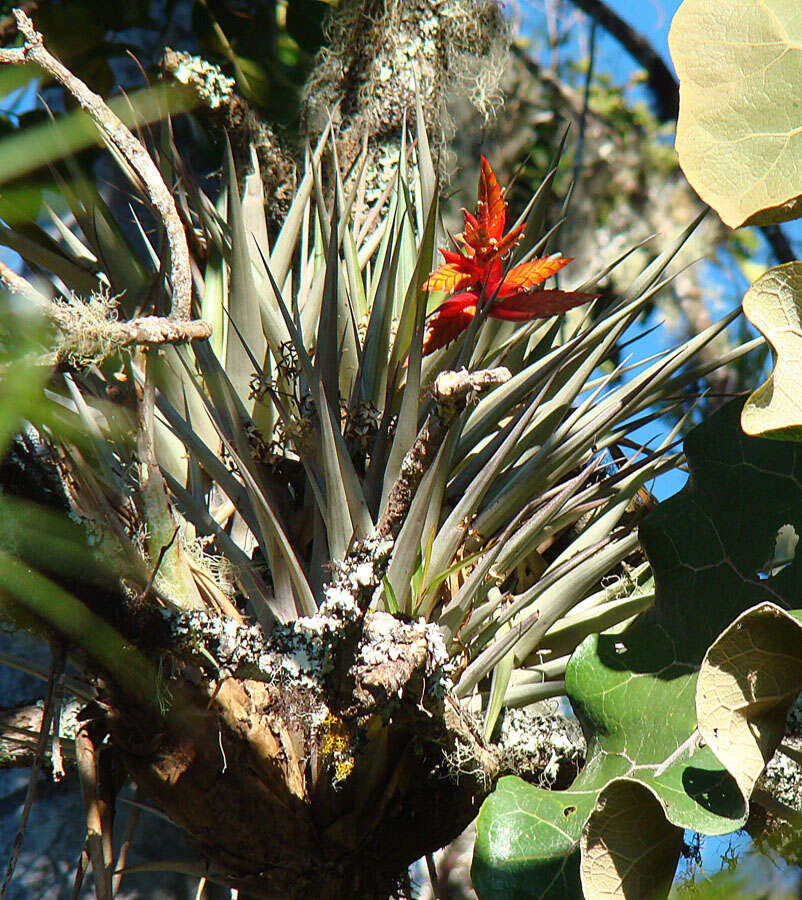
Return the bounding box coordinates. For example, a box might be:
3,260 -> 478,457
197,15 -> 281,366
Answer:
0,255 -> 211,353
0,695 -> 82,769
0,10 -> 191,318
0,9 -> 213,349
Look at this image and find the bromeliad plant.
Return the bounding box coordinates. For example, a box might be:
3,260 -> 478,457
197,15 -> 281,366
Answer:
0,9 -> 760,900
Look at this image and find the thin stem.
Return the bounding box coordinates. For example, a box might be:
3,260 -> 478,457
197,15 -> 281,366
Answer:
75,723 -> 113,900
425,852 -> 440,899
0,642 -> 64,900
111,792 -> 142,895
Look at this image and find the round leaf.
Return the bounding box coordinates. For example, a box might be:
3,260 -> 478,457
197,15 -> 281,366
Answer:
670,0 -> 802,228
741,262 -> 802,440
698,602 -> 802,798
475,400 -> 802,900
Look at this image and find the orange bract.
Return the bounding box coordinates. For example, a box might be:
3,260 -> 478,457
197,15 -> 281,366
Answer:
422,262 -> 474,294
488,289 -> 596,321
422,157 -> 597,356
494,257 -> 572,297
461,156 -> 506,253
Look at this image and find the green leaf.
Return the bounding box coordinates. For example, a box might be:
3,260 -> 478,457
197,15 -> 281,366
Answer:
475,399 -> 802,899
177,345 -> 315,619
201,197 -> 229,362
163,470 -> 279,631
0,547 -> 159,707
413,78 -> 436,217
0,85 -> 194,188
381,577 -> 399,615
358,206 -> 403,410
316,197 -> 341,411
670,0 -> 802,227
269,124 -> 331,291
224,140 -> 267,412
259,248 -> 374,550
473,776 -> 585,900
379,191 -> 437,513
740,262 -> 802,440
0,220 -> 100,297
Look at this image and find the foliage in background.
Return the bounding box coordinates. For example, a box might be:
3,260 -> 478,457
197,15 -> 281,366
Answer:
456,3 -> 777,432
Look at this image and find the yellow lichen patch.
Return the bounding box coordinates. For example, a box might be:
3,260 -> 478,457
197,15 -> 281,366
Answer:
320,713 -> 356,785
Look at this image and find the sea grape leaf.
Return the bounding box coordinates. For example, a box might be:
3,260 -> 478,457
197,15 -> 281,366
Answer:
741,262 -> 802,441
697,602 -> 802,799
474,400 -> 802,899
580,781 -> 684,900
669,0 -> 802,228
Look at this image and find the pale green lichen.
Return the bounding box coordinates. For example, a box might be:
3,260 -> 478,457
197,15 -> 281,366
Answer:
53,289 -> 123,367
166,49 -> 236,110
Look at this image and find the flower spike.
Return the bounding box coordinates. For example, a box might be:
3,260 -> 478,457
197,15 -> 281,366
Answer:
422,158 -> 597,355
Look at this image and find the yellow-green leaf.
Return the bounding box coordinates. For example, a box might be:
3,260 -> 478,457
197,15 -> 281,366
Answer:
670,0 -> 802,228
697,602 -> 802,799
741,262 -> 802,440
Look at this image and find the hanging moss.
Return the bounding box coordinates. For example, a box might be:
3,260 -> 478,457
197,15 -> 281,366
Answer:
301,0 -> 509,184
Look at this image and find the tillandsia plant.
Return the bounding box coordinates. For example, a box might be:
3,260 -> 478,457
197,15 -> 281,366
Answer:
0,9 -> 762,900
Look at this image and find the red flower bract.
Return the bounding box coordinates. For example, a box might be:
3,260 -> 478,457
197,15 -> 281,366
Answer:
421,156 -> 597,355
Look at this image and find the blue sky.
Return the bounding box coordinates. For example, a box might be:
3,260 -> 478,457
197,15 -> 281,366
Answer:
518,0 -> 785,502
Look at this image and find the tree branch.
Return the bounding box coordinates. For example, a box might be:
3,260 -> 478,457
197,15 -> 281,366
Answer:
569,0 -> 678,122
0,695 -> 82,768
75,722 -> 113,900
0,9 -> 212,347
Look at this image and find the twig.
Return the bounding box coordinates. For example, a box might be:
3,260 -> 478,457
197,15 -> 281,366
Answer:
111,791 -> 141,895
0,10 -> 212,346
0,257 -> 210,350
425,852 -> 440,899
0,696 -> 81,768
70,848 -> 90,900
569,0 -> 678,121
377,367 -> 510,539
0,642 -> 65,900
751,786 -> 801,824
0,10 -> 190,317
50,668 -> 66,781
778,742 -> 802,767
75,723 -> 113,900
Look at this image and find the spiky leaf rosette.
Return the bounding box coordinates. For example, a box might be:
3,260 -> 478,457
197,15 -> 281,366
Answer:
0,32 -> 758,897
